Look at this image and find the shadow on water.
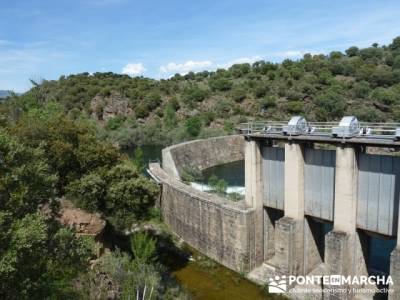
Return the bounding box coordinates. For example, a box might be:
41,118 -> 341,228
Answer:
100,222 -> 190,271
100,222 -> 273,300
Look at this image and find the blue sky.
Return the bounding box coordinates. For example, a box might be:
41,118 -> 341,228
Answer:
1,0 -> 400,92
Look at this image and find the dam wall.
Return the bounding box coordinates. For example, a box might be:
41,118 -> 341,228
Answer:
149,162 -> 258,272
150,135 -> 257,272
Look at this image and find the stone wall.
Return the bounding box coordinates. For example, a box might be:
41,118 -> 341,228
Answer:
162,135 -> 244,179
150,163 -> 256,272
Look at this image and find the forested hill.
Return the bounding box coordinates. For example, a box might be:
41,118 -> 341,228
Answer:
12,37 -> 400,146
0,90 -> 11,98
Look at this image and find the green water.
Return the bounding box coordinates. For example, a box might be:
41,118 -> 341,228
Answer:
157,241 -> 270,300
123,145 -> 163,164
171,254 -> 269,300
103,223 -> 271,300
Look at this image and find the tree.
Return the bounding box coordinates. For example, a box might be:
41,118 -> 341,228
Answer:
390,36 -> 400,51
0,130 -> 92,299
11,111 -> 121,194
0,130 -> 56,217
67,162 -> 158,231
66,172 -> 106,212
345,46 -> 359,57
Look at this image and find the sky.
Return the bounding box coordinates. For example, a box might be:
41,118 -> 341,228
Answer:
0,0 -> 400,92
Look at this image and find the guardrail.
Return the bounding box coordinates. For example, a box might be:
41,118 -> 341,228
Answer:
236,116 -> 400,140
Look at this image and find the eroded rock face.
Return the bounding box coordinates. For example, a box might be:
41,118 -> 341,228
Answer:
58,200 -> 106,236
90,91 -> 132,121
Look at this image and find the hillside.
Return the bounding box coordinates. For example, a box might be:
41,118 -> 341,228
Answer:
11,36 -> 400,147
0,90 -> 11,99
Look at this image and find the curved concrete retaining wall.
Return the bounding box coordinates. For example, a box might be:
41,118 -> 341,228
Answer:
150,135 -> 257,272
162,135 -> 244,179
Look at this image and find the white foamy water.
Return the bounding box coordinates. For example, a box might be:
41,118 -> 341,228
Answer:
190,182 -> 245,195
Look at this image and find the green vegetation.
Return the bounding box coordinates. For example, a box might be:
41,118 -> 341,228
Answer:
0,126 -> 93,299
2,37 -> 400,299
208,175 -> 228,195
79,231 -> 191,299
0,89 -> 160,297
10,37 -> 400,147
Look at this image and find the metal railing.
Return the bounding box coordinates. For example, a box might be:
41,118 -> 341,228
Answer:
236,117 -> 400,140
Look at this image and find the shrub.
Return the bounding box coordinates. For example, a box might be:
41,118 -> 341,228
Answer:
144,92 -> 162,110
352,81 -> 371,98
214,99 -> 232,116
371,88 -> 398,105
201,111 -> 215,126
163,104 -> 177,129
230,86 -> 247,102
284,101 -> 304,114
185,116 -> 202,137
130,232 -> 157,264
208,175 -> 228,195
106,116 -> 126,130
182,86 -> 209,104
253,84 -> 268,98
314,89 -> 346,120
209,78 -> 233,91
260,96 -> 277,110
135,103 -> 150,118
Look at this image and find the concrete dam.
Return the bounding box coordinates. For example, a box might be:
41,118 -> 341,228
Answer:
148,117 -> 400,299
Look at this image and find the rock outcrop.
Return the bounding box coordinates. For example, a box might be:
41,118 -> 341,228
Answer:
90,91 -> 132,121
58,200 -> 106,237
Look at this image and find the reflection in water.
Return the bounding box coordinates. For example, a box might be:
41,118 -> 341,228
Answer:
124,145 -> 163,164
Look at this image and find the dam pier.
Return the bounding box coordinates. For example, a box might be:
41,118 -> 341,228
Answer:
149,116 -> 400,299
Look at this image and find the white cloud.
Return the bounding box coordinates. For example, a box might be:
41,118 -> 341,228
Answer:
122,63 -> 146,76
274,50 -> 322,59
159,60 -> 213,75
219,55 -> 262,68
274,50 -> 305,59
